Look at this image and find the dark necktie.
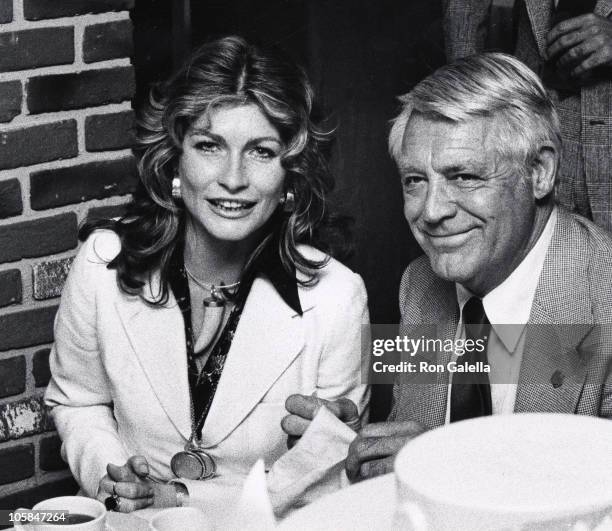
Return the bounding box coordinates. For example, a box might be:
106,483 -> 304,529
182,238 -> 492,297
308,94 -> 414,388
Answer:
450,297 -> 492,423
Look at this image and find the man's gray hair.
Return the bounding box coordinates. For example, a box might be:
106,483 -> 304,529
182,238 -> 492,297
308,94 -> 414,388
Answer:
389,53 -> 562,170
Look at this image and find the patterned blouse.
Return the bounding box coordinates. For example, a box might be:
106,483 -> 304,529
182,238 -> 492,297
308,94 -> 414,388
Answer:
167,225 -> 302,439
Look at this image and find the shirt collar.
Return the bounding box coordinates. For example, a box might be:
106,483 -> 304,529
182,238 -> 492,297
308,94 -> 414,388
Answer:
242,225 -> 303,316
456,207 -> 558,352
173,218 -> 302,317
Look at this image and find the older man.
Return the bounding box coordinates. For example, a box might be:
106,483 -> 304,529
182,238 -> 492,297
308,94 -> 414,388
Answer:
283,53 -> 612,482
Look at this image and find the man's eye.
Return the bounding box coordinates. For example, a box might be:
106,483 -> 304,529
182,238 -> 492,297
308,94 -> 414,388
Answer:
451,173 -> 479,182
195,141 -> 220,152
402,176 -> 426,187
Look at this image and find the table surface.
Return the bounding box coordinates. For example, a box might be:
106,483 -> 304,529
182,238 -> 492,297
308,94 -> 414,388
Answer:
278,474 -> 395,531
104,475 -> 395,530
106,511 -> 150,530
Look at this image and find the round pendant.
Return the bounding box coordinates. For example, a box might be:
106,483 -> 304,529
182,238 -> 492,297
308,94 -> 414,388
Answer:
171,450 -> 216,480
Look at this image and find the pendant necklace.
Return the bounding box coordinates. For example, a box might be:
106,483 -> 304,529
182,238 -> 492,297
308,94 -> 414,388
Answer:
184,265 -> 241,353
170,387 -> 218,480
171,266 -> 240,480
184,265 -> 240,307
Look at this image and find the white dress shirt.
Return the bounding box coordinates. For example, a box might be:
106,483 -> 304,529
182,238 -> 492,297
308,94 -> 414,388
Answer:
445,208 -> 558,421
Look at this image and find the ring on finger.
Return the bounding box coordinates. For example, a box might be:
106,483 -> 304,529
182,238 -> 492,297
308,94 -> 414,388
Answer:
112,481 -> 118,496
104,494 -> 121,512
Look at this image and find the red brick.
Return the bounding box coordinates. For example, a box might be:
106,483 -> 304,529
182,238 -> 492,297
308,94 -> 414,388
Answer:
32,257 -> 73,300
32,348 -> 51,388
0,213 -> 77,264
0,27 -> 74,73
39,435 -> 67,471
0,356 -> 26,398
24,0 -> 134,20
0,0 -> 12,23
0,444 -> 34,485
0,269 -> 22,308
85,110 -> 135,151
27,67 -> 135,114
0,179 -> 23,219
84,19 -> 133,63
0,120 -> 77,170
0,477 -> 79,512
87,203 -> 128,223
0,396 -> 54,442
0,306 -> 57,352
0,81 -> 22,123
31,157 -> 138,210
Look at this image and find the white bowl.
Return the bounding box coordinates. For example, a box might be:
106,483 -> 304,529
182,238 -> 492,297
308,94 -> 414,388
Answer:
394,413 -> 612,530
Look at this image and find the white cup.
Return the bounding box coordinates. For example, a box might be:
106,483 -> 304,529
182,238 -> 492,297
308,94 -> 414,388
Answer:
149,507 -> 211,531
14,496 -> 106,531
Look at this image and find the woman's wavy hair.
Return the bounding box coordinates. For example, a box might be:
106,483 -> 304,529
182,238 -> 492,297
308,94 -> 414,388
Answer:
82,35 -> 346,305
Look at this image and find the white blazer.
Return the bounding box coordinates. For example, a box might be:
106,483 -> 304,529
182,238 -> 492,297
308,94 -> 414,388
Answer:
45,230 -> 369,503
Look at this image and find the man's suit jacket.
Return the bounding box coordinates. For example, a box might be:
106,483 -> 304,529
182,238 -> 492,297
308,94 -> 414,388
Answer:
442,0 -> 612,231
390,208 -> 612,427
45,230 -> 369,502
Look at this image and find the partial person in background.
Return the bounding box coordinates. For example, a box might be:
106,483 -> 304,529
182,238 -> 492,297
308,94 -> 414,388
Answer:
284,52 -> 612,482
442,0 -> 612,231
45,35 -> 369,513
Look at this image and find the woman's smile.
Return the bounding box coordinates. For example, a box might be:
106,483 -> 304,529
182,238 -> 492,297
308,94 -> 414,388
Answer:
206,198 -> 257,217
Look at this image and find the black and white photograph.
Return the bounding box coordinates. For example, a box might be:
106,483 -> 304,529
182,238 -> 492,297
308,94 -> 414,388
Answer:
1,0 -> 612,529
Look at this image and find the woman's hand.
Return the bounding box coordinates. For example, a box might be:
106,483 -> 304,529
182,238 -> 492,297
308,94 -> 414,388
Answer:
96,455 -> 154,512
282,394 -> 361,448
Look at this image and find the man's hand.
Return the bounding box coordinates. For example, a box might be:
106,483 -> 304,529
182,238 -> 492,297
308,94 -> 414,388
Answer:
345,421 -> 427,483
546,13 -> 612,77
96,455 -> 154,512
282,394 -> 360,448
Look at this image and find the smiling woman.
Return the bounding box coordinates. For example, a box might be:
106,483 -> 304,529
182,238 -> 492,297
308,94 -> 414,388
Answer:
179,104 -> 286,247
44,36 -> 369,515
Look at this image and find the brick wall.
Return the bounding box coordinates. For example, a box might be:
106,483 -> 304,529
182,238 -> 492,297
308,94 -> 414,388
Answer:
0,0 -> 136,508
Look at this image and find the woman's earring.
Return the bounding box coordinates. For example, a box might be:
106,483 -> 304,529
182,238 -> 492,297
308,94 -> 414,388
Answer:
281,190 -> 295,213
172,177 -> 182,200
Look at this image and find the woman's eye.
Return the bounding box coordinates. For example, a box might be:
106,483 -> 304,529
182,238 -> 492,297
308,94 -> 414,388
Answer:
195,141 -> 220,153
251,146 -> 276,159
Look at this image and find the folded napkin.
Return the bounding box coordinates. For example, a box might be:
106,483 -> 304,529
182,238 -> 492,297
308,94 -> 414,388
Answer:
266,405 -> 357,518
214,406 -> 357,527
218,459 -> 276,531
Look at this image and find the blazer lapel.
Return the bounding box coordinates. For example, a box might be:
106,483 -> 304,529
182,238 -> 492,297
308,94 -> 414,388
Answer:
515,303 -> 589,413
200,276 -> 305,447
524,0 -> 553,58
515,210 -> 592,413
115,280 -> 192,440
397,272 -> 457,429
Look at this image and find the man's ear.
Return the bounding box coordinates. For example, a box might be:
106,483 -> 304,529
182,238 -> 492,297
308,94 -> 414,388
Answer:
529,144 -> 557,200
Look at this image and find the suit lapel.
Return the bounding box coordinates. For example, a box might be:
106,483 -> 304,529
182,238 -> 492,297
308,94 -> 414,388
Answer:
515,303 -> 589,413
524,0 -> 553,58
397,271 -> 457,429
515,210 -> 592,413
115,281 -> 192,440
200,276 -> 305,447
